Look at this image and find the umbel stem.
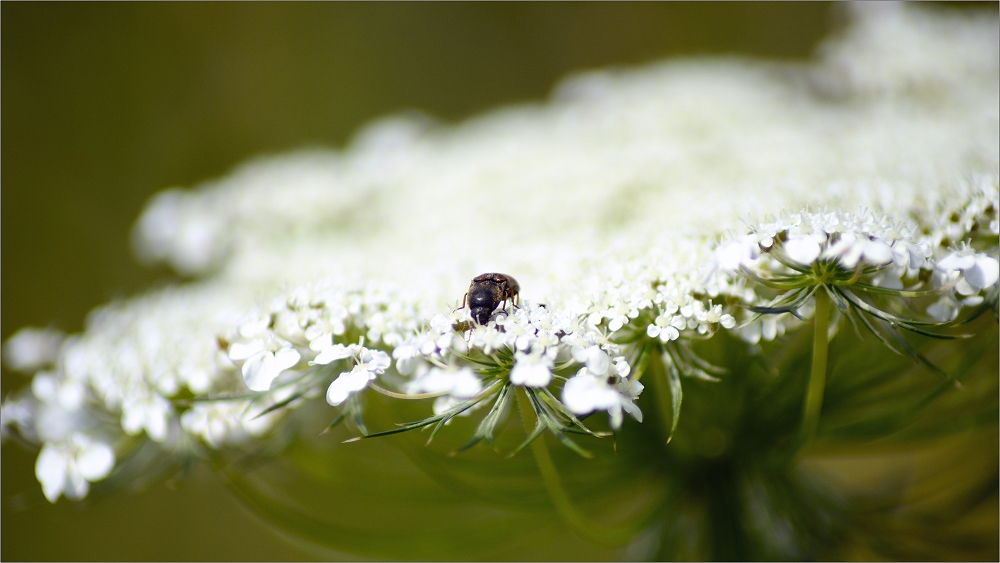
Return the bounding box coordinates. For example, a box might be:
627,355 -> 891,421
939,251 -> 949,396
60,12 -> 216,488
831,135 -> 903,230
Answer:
801,287 -> 831,444
515,388 -> 635,547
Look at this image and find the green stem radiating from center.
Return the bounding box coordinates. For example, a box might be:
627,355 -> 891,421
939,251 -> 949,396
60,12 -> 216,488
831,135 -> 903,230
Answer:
800,286 -> 831,444
514,387 -> 635,547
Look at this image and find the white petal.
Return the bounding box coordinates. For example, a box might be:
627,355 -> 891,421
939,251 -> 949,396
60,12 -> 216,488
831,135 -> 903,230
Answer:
627,379 -> 644,398
966,256 -> 1000,289
863,239 -> 893,265
562,375 -> 600,415
432,395 -> 459,416
510,359 -> 552,387
308,332 -> 333,352
562,374 -> 619,415
31,373 -> 59,403
715,239 -> 755,272
145,401 -> 170,442
312,344 -> 352,365
55,381 -> 85,410
76,441 -> 115,481
621,400 -> 643,423
242,352 -> 279,392
35,444 -> 68,503
238,317 -> 270,339
325,367 -> 372,406
783,237 -> 820,265
608,404 -> 623,430
414,368 -> 454,394
326,377 -> 351,406
873,273 -> 903,290
121,405 -> 144,435
228,340 -> 265,361
740,321 -> 762,345
417,367 -> 481,398
783,237 -> 821,265
345,366 -> 375,391
961,295 -> 985,307
585,347 -> 611,376
955,277 -> 977,296
62,470 -> 90,500
2,327 -> 65,372
273,347 -> 301,372
762,317 -> 778,341
660,326 -> 680,342
367,349 -> 391,372
938,252 -> 975,272
926,297 -> 959,323
451,370 -> 483,399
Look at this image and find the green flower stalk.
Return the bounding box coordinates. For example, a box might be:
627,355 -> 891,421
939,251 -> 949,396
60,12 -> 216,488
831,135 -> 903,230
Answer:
803,286 -> 831,443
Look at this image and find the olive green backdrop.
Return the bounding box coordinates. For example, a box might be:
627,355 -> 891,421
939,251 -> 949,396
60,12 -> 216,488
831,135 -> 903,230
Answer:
3,3 -> 844,560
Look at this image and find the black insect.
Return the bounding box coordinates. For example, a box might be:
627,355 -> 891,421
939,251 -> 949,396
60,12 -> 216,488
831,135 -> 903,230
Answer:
462,273 -> 520,325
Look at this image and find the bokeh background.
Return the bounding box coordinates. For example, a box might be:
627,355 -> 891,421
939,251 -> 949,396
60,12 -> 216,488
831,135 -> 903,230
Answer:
2,3 -> 990,560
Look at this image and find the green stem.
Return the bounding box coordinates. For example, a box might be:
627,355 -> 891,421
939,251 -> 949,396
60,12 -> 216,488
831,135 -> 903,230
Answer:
645,348 -> 678,444
514,388 -> 635,547
801,286 -> 831,444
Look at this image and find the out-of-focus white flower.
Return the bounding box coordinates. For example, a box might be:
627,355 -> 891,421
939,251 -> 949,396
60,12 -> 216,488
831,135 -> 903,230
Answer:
509,350 -> 555,387
130,188 -> 226,276
35,433 -> 115,502
1,396 -> 36,441
2,328 -> 65,373
714,236 -> 760,273
937,250 -> 1000,293
820,232 -> 894,269
739,315 -> 787,345
407,366 -> 483,415
228,336 -> 301,392
180,401 -> 276,448
407,366 -> 482,398
120,391 -> 173,442
562,370 -> 644,429
783,235 -> 823,266
926,296 -> 962,323
31,372 -> 86,411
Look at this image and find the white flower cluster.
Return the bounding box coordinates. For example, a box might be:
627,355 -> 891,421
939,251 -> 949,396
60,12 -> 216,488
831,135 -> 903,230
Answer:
0,283 -> 262,500
219,279 -> 430,409
563,242 -> 741,342
2,4 -> 997,502
393,302 -> 644,430
712,184 -> 999,336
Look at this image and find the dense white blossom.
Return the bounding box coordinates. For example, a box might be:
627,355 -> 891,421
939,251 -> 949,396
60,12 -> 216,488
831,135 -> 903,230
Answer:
2,4 -> 997,500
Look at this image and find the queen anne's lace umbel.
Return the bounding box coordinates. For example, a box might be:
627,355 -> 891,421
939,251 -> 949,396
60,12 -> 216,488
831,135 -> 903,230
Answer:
2,4 -> 998,502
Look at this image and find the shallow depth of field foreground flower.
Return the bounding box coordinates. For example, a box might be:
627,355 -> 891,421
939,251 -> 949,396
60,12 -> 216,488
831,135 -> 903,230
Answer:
2,4 -> 998,560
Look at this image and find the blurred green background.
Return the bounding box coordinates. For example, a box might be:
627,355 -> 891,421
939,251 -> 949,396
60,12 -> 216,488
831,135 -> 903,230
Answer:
7,2 -> 960,559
